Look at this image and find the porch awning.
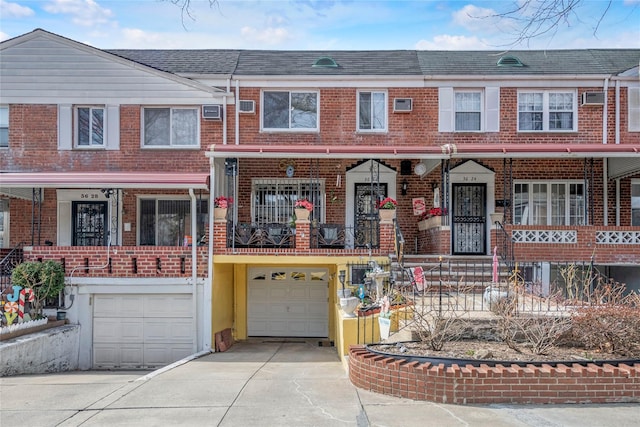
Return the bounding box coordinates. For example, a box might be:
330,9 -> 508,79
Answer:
608,158 -> 640,180
0,172 -> 210,194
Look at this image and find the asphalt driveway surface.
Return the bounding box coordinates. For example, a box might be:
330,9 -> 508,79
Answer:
1,339 -> 638,426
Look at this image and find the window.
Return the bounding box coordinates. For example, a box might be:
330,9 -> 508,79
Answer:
0,106 -> 8,148
518,90 -> 576,131
143,107 -> 199,147
632,181 -> 640,226
139,198 -> 208,246
252,179 -> 323,225
358,91 -> 387,131
262,91 -> 318,130
75,106 -> 104,147
0,199 -> 8,247
455,91 -> 482,131
514,181 -> 584,225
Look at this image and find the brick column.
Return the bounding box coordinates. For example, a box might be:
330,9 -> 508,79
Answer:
294,219 -> 310,250
379,220 -> 395,254
213,219 -> 227,253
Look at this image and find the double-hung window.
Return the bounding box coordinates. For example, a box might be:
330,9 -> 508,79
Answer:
358,91 -> 387,132
0,106 -> 8,148
632,181 -> 640,226
75,106 -> 104,147
518,90 -> 576,131
455,91 -> 482,131
252,179 -> 323,225
139,198 -> 208,246
143,107 -> 199,147
262,91 -> 318,130
514,181 -> 585,226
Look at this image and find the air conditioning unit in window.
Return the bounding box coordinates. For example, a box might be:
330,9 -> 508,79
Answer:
581,92 -> 605,106
202,105 -> 223,120
393,98 -> 413,112
238,100 -> 255,114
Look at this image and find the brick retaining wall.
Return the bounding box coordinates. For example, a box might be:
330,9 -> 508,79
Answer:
349,345 -> 640,404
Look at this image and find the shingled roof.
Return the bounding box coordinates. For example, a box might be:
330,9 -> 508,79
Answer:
107,48 -> 639,77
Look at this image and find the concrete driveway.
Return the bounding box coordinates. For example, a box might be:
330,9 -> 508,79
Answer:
1,339 -> 638,427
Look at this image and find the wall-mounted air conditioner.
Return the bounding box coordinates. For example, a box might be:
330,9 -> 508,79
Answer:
238,100 -> 255,114
581,92 -> 605,106
202,105 -> 223,120
393,98 -> 413,112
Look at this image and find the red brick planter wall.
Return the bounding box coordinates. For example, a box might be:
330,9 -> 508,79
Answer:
349,345 -> 640,405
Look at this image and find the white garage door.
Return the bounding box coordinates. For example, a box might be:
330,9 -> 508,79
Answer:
93,294 -> 194,369
247,267 -> 329,337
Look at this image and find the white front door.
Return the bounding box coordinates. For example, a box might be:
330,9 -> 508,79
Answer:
247,267 -> 329,337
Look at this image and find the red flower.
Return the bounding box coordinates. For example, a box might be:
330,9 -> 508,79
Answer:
214,196 -> 233,209
294,199 -> 313,212
378,197 -> 397,210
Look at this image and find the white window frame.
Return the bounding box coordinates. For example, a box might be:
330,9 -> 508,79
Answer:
628,87 -> 640,132
0,106 -> 8,148
0,199 -> 8,248
513,180 -> 585,226
141,107 -> 200,148
454,90 -> 483,132
517,90 -> 578,132
357,90 -> 387,132
632,179 -> 640,226
252,179 -> 325,225
261,90 -> 319,132
74,106 -> 105,148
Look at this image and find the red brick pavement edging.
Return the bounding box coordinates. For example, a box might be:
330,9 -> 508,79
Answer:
348,345 -> 640,404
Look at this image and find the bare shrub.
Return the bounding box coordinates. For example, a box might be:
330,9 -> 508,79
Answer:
570,281 -> 640,357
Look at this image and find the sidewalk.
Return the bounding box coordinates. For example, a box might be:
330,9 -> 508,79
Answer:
1,339 -> 638,426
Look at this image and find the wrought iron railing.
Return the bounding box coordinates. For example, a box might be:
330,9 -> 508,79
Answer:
0,242 -> 24,296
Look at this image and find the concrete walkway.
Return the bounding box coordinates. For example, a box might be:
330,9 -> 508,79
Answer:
1,339 -> 638,427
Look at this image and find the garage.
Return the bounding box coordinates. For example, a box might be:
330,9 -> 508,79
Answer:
247,267 -> 329,337
92,294 -> 194,369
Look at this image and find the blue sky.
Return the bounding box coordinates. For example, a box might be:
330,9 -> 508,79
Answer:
1,0 -> 639,50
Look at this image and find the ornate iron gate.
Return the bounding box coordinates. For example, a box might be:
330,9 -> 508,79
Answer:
72,201 -> 107,246
354,183 -> 386,249
452,184 -> 486,255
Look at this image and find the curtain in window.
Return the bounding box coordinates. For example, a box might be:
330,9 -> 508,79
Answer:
172,109 -> 198,145
455,92 -> 481,131
549,93 -> 573,130
632,183 -> 640,226
291,93 -> 317,128
518,93 -> 543,130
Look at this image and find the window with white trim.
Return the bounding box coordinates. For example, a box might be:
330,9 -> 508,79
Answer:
142,107 -> 199,147
75,106 -> 105,147
358,91 -> 387,132
518,90 -> 577,131
514,181 -> 585,225
139,197 -> 208,246
0,106 -> 8,148
0,199 -> 8,248
455,91 -> 482,131
262,91 -> 318,130
629,87 -> 640,132
252,179 -> 324,225
632,180 -> 640,226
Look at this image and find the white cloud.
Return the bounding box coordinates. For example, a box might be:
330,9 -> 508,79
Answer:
240,25 -> 292,45
0,0 -> 34,18
43,0 -> 113,27
416,34 -> 491,50
0,31 -> 10,42
452,4 -> 504,33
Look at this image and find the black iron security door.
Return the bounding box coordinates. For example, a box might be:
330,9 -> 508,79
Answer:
72,201 -> 107,246
452,184 -> 486,255
354,183 -> 386,249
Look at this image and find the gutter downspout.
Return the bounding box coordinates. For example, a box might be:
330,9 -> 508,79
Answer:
615,80 -> 621,144
204,158 -> 215,351
223,78 -> 230,145
602,78 -> 609,144
189,188 -> 198,353
235,79 -> 240,145
603,159 -> 608,226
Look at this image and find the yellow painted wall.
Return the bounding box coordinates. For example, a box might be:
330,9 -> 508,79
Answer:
211,263 -> 235,339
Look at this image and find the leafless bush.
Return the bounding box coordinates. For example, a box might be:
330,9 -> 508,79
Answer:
412,281 -> 470,351
570,281 -> 640,357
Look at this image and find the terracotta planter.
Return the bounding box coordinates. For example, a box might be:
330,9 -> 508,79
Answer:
378,209 -> 396,222
294,208 -> 311,221
214,207 -> 228,221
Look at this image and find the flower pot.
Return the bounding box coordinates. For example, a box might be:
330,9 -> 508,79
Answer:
339,296 -> 359,318
378,209 -> 396,222
294,208 -> 311,221
490,213 -> 504,225
214,207 -> 228,221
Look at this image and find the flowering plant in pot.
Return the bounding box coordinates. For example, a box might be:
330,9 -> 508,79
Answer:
418,207 -> 447,221
214,196 -> 233,209
294,198 -> 313,212
378,197 -> 397,210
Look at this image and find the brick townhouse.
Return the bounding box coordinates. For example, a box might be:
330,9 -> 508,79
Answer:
1,29 -> 639,369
